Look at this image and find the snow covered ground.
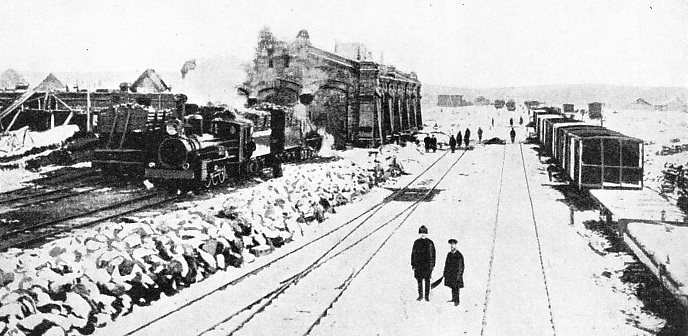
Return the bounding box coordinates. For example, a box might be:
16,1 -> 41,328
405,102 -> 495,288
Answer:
0,103 -> 686,335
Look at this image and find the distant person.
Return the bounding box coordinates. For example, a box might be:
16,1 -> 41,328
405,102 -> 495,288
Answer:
464,128 -> 471,148
431,135 -> 437,153
449,135 -> 457,153
509,117 -> 514,127
441,239 -> 464,306
491,118 -> 495,128
519,116 -> 523,125
510,127 -> 516,143
477,127 -> 483,143
547,164 -> 557,181
456,131 -> 462,148
424,134 -> 431,153
411,225 -> 436,302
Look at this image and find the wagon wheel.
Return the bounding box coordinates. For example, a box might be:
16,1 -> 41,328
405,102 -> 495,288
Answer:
218,168 -> 227,184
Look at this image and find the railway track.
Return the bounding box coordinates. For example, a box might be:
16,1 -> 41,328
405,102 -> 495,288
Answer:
0,168 -> 99,204
102,149 -> 469,336
0,191 -> 179,251
479,144 -> 556,336
0,167 -> 97,192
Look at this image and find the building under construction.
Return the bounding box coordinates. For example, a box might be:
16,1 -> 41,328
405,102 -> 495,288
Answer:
0,69 -> 177,133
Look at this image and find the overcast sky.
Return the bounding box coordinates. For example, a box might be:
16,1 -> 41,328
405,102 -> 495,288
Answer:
0,0 -> 686,88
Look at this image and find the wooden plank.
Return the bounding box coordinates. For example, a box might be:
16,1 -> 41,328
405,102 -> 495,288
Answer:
589,189 -> 685,223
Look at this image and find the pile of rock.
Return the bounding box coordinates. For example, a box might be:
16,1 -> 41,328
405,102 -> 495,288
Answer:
0,156 -> 405,335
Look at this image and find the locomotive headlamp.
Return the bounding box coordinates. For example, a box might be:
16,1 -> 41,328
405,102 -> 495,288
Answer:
166,120 -> 181,136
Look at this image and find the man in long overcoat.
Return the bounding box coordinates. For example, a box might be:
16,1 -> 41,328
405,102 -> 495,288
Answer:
456,131 -> 462,148
449,135 -> 457,153
443,239 -> 465,306
411,225 -> 436,301
464,128 -> 471,148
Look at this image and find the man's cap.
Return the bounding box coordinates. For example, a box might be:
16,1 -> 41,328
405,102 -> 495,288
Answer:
448,239 -> 458,244
418,225 -> 428,234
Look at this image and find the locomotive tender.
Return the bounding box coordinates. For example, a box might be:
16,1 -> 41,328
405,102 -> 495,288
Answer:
532,108 -> 644,190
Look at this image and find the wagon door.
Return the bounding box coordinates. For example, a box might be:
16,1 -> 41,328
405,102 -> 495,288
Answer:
572,138 -> 580,184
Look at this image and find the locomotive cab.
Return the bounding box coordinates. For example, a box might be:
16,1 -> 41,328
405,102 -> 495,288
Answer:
185,114 -> 204,136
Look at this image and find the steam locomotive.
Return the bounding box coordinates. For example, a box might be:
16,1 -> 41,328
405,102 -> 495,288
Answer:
142,102 -> 322,189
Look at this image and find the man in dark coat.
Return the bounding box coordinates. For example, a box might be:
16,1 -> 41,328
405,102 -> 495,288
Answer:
510,127 -> 516,143
477,127 -> 483,143
456,131 -> 462,148
443,239 -> 464,306
449,135 -> 457,153
411,225 -> 436,301
430,135 -> 437,153
423,135 -> 431,152
463,128 -> 471,148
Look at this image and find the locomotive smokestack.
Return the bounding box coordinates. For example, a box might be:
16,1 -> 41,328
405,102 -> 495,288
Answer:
299,89 -> 314,106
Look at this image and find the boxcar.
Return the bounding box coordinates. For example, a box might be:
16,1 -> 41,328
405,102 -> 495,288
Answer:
564,128 -> 643,189
543,119 -> 582,156
555,124 -> 604,170
536,115 -> 567,144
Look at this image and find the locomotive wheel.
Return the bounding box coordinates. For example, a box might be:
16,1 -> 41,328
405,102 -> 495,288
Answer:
204,176 -> 212,188
218,169 -> 226,184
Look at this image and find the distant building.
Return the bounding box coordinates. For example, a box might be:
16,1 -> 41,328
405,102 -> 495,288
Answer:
474,96 -> 490,106
588,102 -> 603,119
437,95 -> 464,107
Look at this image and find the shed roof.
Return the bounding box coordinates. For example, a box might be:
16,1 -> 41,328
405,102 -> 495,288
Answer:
34,73 -> 65,92
131,69 -> 169,93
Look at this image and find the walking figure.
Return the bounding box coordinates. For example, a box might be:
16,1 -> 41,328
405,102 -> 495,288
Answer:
509,117 -> 514,127
449,135 -> 457,153
423,134 -> 431,153
491,118 -> 494,128
441,239 -> 464,306
477,127 -> 483,143
519,116 -> 524,125
431,135 -> 437,152
411,225 -> 436,302
456,131 -> 462,148
510,127 -> 516,143
547,164 -> 557,181
463,128 -> 471,148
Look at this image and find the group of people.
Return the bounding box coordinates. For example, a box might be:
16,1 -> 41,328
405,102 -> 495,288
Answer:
411,225 -> 465,306
423,135 -> 439,152
448,127 -> 484,153
424,116 -> 523,153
